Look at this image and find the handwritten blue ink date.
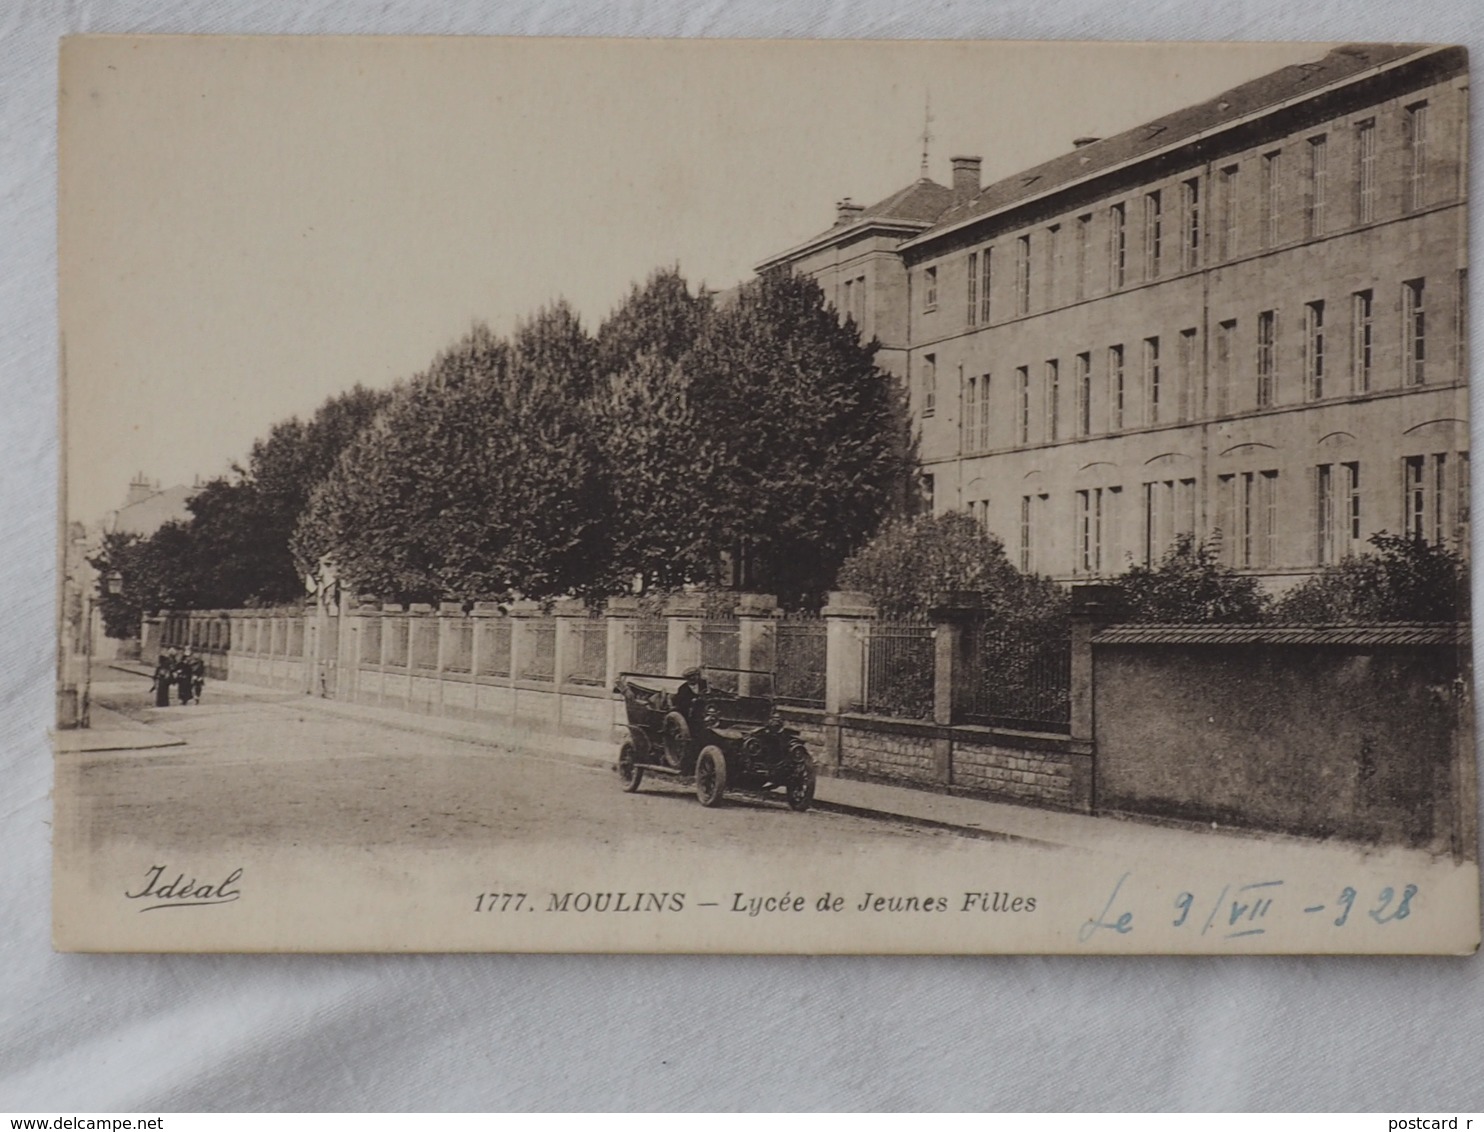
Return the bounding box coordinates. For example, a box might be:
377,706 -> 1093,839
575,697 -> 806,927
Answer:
1080,874 -> 1420,944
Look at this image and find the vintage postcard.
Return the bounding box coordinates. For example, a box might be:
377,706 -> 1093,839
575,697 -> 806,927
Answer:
55,35 -> 1478,953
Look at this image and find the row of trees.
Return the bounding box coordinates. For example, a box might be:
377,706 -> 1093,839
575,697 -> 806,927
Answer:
95,269 -> 916,635
291,269 -> 912,607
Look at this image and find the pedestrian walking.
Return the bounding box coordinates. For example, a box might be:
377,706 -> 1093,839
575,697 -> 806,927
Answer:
189,649 -> 206,704
177,646 -> 205,705
151,648 -> 175,707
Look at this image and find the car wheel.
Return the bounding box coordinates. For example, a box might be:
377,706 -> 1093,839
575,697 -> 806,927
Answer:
618,741 -> 644,793
661,711 -> 690,769
695,746 -> 728,807
786,756 -> 816,812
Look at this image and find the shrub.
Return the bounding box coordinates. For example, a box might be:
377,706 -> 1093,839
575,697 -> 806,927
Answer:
836,512 -> 1023,620
1109,534 -> 1269,623
1272,532 -> 1469,623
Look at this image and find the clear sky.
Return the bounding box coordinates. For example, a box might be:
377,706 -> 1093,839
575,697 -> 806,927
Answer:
60,35 -> 1332,523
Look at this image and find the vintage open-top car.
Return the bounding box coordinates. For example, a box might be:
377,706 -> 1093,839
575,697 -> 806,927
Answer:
613,666 -> 816,810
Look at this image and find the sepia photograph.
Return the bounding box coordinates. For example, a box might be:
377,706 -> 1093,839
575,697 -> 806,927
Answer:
54,34 -> 1478,954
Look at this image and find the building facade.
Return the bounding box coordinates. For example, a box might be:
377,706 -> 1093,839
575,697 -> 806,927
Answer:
762,44 -> 1469,589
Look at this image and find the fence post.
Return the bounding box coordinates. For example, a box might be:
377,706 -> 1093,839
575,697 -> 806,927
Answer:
552,599 -> 589,688
468,601 -> 507,717
734,593 -> 778,695
141,615 -> 162,665
823,591 -> 875,770
1069,583 -> 1119,811
437,602 -> 463,708
605,597 -> 640,687
665,594 -> 706,675
507,599 -> 545,727
930,592 -> 981,786
505,599 -> 538,678
552,598 -> 590,735
605,597 -> 641,736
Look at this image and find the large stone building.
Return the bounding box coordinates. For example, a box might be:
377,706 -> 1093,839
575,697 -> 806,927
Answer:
760,43 -> 1469,589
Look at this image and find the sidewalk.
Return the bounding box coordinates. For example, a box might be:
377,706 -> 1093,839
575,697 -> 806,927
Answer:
113,663 -> 1401,864
52,701 -> 186,753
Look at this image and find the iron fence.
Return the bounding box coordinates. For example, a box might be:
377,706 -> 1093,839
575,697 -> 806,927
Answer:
411,618 -> 439,670
383,617 -> 408,667
633,619 -> 668,675
360,617 -> 382,665
701,615 -> 740,670
476,618 -> 512,677
776,615 -> 826,708
520,618 -> 557,682
962,622 -> 1071,732
444,620 -> 473,673
858,621 -> 935,720
567,618 -> 608,686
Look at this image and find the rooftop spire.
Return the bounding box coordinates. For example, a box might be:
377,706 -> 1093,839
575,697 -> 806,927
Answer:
919,90 -> 933,180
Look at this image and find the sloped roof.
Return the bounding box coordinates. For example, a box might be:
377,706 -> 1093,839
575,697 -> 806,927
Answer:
856,177 -> 956,225
758,177 -> 955,269
1093,623 -> 1466,648
111,484 -> 196,537
915,42 -> 1441,244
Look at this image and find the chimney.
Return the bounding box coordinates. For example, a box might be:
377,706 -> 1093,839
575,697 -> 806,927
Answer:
835,197 -> 865,226
124,472 -> 154,508
950,156 -> 982,202
1073,136 -> 1101,148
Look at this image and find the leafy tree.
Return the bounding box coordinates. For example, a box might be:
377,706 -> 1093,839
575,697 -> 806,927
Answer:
593,270 -> 716,592
176,476 -> 305,606
597,350 -> 712,591
675,269 -> 914,605
247,384 -> 393,590
94,384 -> 394,631
595,267 -> 712,380
295,310 -> 608,601
88,522 -> 207,637
590,268 -> 913,604
1272,532 -> 1469,623
1108,533 -> 1268,623
89,531 -> 152,639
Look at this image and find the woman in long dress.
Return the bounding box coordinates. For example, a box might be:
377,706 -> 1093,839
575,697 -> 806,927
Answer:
151,649 -> 174,707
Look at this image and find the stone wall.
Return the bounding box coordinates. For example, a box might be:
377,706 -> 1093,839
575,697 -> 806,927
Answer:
821,710 -> 1088,811
837,720 -> 937,784
165,592 -> 1095,816
161,596 -> 1470,849
1093,626 -> 1474,855
953,732 -> 1080,810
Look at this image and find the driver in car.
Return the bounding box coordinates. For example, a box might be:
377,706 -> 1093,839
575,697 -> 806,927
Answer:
673,666 -> 710,734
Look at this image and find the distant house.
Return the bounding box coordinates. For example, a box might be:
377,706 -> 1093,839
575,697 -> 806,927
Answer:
106,472 -> 197,538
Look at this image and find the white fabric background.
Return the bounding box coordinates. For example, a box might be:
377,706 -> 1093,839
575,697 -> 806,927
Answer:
3,0 -> 1482,1113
